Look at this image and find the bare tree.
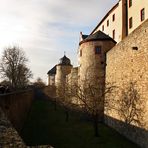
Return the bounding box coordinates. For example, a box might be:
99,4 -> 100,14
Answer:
55,64 -> 116,135
56,83 -> 73,122
70,77 -> 115,137
0,46 -> 33,89
118,81 -> 145,127
33,77 -> 46,88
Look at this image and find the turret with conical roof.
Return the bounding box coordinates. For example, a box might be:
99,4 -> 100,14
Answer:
55,54 -> 73,96
78,30 -> 116,121
58,55 -> 72,66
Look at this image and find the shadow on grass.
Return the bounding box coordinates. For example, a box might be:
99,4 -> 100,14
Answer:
20,97 -> 140,148
105,115 -> 148,148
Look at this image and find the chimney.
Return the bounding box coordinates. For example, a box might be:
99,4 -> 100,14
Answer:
79,31 -> 83,42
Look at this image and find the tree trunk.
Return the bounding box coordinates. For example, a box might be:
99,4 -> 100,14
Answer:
54,98 -> 57,111
93,113 -> 99,137
65,109 -> 69,122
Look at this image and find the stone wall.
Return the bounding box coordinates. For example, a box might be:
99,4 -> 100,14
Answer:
0,107 -> 27,148
105,19 -> 148,148
0,90 -> 54,148
0,90 -> 34,131
0,106 -> 53,148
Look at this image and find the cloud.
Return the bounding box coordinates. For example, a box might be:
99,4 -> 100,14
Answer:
0,0 -> 118,83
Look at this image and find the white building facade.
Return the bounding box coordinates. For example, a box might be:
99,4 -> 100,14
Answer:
91,0 -> 148,43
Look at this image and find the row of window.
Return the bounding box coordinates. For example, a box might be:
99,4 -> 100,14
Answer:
129,8 -> 145,29
102,9 -> 145,39
101,0 -> 134,30
102,14 -> 115,31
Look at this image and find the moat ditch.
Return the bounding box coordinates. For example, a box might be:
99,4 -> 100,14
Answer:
20,99 -> 140,148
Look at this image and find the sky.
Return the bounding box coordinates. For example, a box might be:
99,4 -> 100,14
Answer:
0,0 -> 118,83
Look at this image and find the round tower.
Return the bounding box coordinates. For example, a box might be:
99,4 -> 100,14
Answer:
78,31 -> 116,120
79,31 -> 116,83
55,55 -> 72,95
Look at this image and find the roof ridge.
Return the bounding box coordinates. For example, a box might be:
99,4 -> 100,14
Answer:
79,30 -> 116,45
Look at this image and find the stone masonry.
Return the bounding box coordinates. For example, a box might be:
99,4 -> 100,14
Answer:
0,91 -> 54,148
105,19 -> 148,148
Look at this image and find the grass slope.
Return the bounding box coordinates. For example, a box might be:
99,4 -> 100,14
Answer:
21,99 -> 139,148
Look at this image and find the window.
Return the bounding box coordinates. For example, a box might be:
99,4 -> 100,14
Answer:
112,30 -> 115,40
102,25 -> 104,31
95,46 -> 101,54
107,20 -> 109,26
112,14 -> 115,21
129,0 -> 132,7
80,50 -> 82,57
129,17 -> 133,28
141,8 -> 145,21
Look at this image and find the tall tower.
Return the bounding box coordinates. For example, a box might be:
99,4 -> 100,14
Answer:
55,55 -> 72,96
78,31 -> 116,120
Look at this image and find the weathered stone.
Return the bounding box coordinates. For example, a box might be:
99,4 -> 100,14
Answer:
105,19 -> 148,148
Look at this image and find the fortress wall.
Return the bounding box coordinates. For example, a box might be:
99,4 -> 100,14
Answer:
105,19 -> 148,148
0,107 -> 27,148
0,90 -> 34,131
0,107 -> 53,147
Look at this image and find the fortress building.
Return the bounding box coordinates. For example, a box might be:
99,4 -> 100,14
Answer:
47,55 -> 72,96
55,55 -> 72,88
79,31 -> 116,83
91,0 -> 148,43
48,0 -> 148,88
47,0 -> 148,147
78,31 -> 116,120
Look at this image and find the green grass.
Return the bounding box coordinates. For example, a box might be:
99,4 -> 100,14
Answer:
21,99 -> 139,148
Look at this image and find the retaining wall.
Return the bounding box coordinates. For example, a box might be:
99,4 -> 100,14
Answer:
0,90 -> 34,131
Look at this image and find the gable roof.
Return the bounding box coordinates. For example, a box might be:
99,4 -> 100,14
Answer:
47,65 -> 56,75
79,30 -> 116,45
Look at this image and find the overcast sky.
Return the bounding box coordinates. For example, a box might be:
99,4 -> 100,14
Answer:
0,0 -> 118,83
